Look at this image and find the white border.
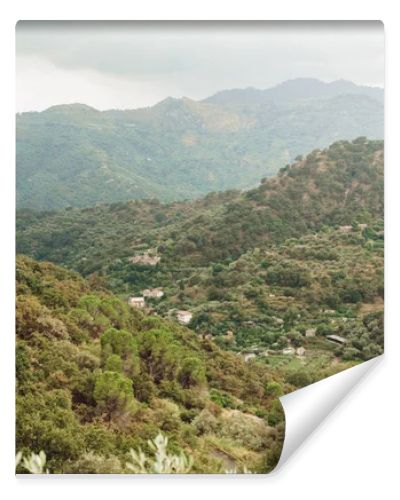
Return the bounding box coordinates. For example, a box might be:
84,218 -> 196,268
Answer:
1,2 -> 399,498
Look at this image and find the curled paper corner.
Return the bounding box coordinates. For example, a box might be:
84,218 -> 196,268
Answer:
274,355 -> 383,472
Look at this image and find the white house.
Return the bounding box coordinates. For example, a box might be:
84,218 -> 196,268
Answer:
129,296 -> 146,309
176,310 -> 193,325
129,251 -> 161,266
143,288 -> 164,299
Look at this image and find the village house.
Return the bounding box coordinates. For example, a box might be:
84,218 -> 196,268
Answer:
128,251 -> 161,266
142,288 -> 164,299
128,296 -> 146,309
176,310 -> 193,325
296,347 -> 306,357
326,334 -> 347,345
358,223 -> 368,231
305,328 -> 316,337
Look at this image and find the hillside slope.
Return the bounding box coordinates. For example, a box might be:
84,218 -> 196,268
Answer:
16,255 -> 291,473
16,79 -> 383,210
17,138 -> 384,270
16,139 -> 384,366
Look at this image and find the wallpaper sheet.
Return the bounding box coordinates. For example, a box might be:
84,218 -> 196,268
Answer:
15,20 -> 384,474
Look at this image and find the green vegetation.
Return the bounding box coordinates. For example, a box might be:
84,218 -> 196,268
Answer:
16,256 -> 286,473
16,79 -> 383,210
15,137 -> 384,473
16,139 -> 383,362
126,433 -> 194,474
17,138 -> 383,270
16,433 -> 194,474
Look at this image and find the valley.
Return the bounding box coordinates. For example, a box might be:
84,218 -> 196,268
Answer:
17,137 -> 384,377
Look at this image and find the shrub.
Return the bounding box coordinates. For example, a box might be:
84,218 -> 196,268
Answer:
126,433 -> 193,473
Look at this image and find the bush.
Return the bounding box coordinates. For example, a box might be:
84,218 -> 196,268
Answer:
126,433 -> 193,473
193,409 -> 220,435
64,452 -> 123,474
178,357 -> 206,388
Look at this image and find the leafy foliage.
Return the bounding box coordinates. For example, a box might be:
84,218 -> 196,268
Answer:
15,137 -> 384,474
16,256 -> 285,473
126,433 -> 193,473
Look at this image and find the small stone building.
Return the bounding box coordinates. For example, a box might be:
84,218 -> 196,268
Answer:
143,288 -> 164,298
129,251 -> 161,266
129,296 -> 146,309
176,310 -> 193,325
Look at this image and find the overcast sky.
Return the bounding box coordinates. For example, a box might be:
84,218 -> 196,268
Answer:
16,21 -> 384,112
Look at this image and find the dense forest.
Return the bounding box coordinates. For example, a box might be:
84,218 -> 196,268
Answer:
16,79 -> 383,210
16,137 -> 384,473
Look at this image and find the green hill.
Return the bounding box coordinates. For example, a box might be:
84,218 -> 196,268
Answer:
16,138 -> 384,472
17,138 -> 384,365
17,138 -> 384,269
16,79 -> 383,210
17,255 -> 289,473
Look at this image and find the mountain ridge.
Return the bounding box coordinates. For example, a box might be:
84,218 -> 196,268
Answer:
16,78 -> 384,211
17,137 -> 383,270
204,78 -> 383,106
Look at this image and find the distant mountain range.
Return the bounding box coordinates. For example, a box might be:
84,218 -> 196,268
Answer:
204,78 -> 384,105
17,137 -> 384,273
16,78 -> 384,211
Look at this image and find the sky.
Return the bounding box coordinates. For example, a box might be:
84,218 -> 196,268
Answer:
16,21 -> 384,112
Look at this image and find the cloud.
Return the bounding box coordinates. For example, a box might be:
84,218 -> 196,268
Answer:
16,21 -> 384,112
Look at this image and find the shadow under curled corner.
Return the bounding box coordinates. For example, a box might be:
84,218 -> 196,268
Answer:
272,355 -> 383,473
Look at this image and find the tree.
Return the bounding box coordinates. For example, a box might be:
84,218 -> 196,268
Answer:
137,328 -> 181,384
286,370 -> 313,388
100,328 -> 139,377
264,381 -> 284,399
104,354 -> 123,373
178,357 -> 206,388
93,371 -> 135,422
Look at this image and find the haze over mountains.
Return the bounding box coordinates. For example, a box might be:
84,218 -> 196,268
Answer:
16,78 -> 384,211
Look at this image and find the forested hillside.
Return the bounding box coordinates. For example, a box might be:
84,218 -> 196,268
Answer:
17,138 -> 384,269
16,79 -> 383,210
17,255 -> 288,473
17,138 -> 384,369
16,136 -> 384,473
